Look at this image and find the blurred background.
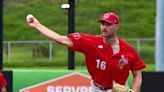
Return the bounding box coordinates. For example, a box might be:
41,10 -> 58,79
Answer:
3,0 -> 155,71
3,0 -> 160,92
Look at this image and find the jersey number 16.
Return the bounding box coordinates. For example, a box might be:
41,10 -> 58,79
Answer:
96,59 -> 106,70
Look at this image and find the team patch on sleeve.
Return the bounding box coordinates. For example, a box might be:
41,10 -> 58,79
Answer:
70,32 -> 81,40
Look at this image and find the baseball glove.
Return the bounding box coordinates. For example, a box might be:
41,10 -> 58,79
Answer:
112,81 -> 133,92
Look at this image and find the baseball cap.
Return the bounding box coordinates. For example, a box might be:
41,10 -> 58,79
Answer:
98,12 -> 120,24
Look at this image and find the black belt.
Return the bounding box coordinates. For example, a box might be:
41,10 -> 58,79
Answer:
94,82 -> 112,90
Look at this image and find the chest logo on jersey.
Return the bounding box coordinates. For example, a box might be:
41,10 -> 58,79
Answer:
118,55 -> 128,69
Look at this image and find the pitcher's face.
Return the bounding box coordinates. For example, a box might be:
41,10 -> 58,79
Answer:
100,22 -> 119,38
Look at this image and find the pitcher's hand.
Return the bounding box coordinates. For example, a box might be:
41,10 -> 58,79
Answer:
26,14 -> 40,28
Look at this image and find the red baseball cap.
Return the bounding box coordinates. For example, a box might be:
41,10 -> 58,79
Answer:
98,12 -> 120,24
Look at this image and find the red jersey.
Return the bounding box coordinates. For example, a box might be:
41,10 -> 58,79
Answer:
67,33 -> 146,88
0,73 -> 7,88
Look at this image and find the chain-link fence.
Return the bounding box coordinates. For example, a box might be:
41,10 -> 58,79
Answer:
3,38 -> 155,67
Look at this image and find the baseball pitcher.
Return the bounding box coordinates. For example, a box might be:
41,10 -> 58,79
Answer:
26,12 -> 146,92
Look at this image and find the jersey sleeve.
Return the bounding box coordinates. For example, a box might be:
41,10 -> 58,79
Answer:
67,33 -> 90,52
0,73 -> 7,88
130,49 -> 146,71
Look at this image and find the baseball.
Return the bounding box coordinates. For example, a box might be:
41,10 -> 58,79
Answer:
26,14 -> 34,22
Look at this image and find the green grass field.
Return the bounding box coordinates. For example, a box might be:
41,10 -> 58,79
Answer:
5,64 -> 155,72
3,40 -> 155,71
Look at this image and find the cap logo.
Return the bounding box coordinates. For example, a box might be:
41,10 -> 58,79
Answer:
114,19 -> 117,23
103,13 -> 110,19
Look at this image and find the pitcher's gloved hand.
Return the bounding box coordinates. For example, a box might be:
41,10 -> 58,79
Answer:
112,81 -> 133,92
